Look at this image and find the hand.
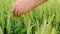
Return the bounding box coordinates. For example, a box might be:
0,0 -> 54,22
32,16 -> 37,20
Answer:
12,0 -> 47,17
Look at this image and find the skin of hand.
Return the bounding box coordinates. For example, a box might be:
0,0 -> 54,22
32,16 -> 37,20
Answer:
12,0 -> 47,17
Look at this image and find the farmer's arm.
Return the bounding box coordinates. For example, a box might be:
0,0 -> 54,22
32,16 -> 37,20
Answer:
12,0 -> 47,17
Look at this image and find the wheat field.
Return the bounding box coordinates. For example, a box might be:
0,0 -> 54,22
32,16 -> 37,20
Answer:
0,0 -> 60,34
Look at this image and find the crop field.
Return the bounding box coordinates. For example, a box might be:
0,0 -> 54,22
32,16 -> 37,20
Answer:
0,0 -> 60,34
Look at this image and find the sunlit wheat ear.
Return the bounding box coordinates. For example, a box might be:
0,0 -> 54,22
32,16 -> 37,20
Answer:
0,27 -> 3,34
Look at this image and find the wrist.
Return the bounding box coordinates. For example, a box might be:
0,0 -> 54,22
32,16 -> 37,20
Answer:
34,0 -> 47,5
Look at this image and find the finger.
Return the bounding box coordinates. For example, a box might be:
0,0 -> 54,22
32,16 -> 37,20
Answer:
12,8 -> 16,16
15,9 -> 18,17
12,2 -> 17,16
12,2 -> 16,12
17,12 -> 21,17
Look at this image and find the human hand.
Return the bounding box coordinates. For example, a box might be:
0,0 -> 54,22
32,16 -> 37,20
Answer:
12,0 -> 47,17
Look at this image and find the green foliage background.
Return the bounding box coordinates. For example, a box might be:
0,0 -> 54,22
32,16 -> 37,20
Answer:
0,0 -> 60,34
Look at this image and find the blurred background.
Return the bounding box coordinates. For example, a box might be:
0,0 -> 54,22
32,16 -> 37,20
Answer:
0,0 -> 60,34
